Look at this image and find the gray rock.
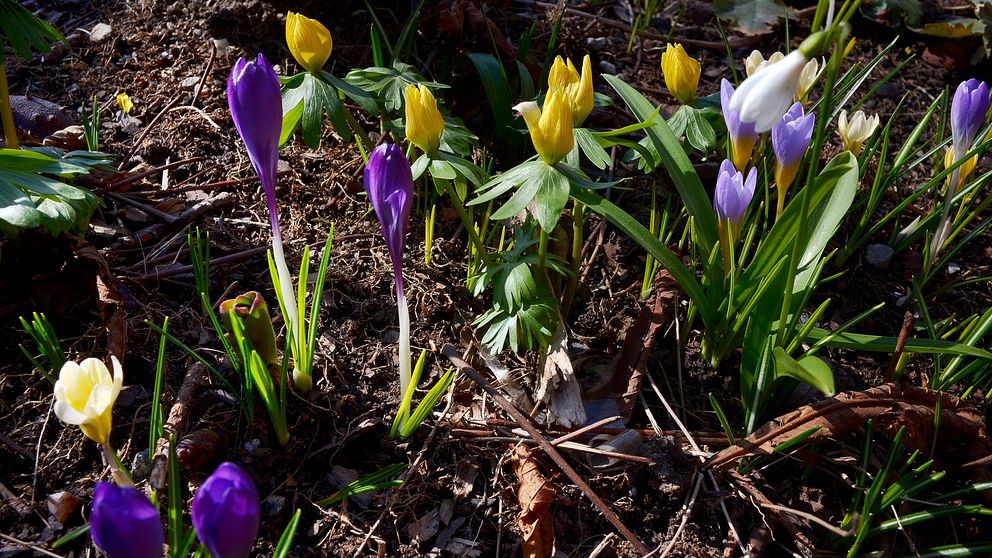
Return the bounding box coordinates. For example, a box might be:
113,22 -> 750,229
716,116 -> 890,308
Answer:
262,495 -> 285,517
598,60 -> 617,75
90,23 -> 113,44
180,76 -> 200,89
865,243 -> 894,267
585,36 -> 607,50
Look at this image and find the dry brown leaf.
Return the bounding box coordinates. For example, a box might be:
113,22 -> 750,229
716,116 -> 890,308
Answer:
511,445 -> 555,558
535,321 -> 586,427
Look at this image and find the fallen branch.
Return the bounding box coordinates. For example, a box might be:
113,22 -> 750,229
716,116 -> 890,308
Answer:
149,362 -> 209,492
111,192 -> 235,251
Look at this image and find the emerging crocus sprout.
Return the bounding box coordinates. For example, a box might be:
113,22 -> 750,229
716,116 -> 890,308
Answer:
660,43 -> 700,105
771,102 -> 816,217
192,462 -> 261,558
548,54 -> 594,126
285,11 -> 332,74
714,159 -> 757,270
514,91 -> 574,165
837,109 -> 879,156
404,83 -> 445,155
90,482 -> 164,558
720,79 -> 758,172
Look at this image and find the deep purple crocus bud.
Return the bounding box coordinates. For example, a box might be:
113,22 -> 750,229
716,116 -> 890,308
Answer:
90,482 -> 164,558
720,79 -> 758,172
191,462 -> 260,558
771,102 -> 815,210
714,159 -> 757,226
951,79 -> 990,161
363,143 -> 414,298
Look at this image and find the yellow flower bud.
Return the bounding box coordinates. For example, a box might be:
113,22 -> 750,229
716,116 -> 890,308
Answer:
404,84 -> 445,155
116,93 -> 133,114
837,109 -> 879,155
514,91 -> 573,165
744,50 -> 784,77
548,55 -> 594,126
286,12 -> 332,74
945,147 -> 978,192
661,43 -> 700,104
54,357 -> 123,445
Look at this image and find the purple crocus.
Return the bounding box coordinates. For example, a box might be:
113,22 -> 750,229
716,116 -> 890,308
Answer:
721,79 -> 758,172
714,159 -> 757,227
950,79 -> 990,162
227,54 -> 299,351
771,102 -> 815,216
90,482 -> 164,558
191,462 -> 260,558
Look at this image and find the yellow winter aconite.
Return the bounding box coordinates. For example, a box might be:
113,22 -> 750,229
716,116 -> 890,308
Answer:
286,11 -> 332,74
661,43 -> 700,104
404,84 -> 445,155
116,93 -> 133,114
54,357 -> 123,445
548,55 -> 594,126
515,91 -> 573,165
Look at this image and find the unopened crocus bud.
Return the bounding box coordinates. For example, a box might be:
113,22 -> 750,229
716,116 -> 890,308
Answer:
661,43 -> 700,104
772,102 -> 815,216
220,291 -> 279,370
514,91 -> 574,165
285,11 -> 332,74
796,57 -> 823,102
54,357 -> 123,445
364,143 -> 414,296
548,54 -> 594,125
91,482 -> 164,558
950,79 -> 990,165
837,109 -> 879,156
192,462 -> 260,558
714,159 -> 757,227
404,84 -> 445,155
720,79 -> 758,171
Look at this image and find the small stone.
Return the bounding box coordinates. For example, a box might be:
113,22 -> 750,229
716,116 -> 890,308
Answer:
262,495 -> 285,517
180,76 -> 200,89
585,36 -> 607,50
598,60 -> 617,75
89,23 -> 113,44
46,492 -> 81,523
131,449 -> 151,480
865,243 -> 894,267
243,439 -> 261,453
947,262 -> 961,275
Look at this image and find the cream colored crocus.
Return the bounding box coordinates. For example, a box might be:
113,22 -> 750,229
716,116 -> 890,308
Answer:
404,84 -> 445,155
54,357 -> 123,446
796,58 -> 823,102
548,55 -> 594,126
515,90 -> 573,165
661,43 -> 700,104
837,110 -> 879,155
286,11 -> 332,74
744,50 -> 784,77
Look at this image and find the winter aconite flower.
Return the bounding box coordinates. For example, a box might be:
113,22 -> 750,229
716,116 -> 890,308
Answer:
514,91 -> 574,165
285,11 -> 332,74
54,357 -> 123,445
714,159 -> 757,227
548,54 -> 594,125
661,43 -> 700,104
192,463 -> 260,558
772,103 -> 816,216
720,79 -> 758,171
404,83 -> 445,155
90,482 -> 164,558
837,109 -> 879,156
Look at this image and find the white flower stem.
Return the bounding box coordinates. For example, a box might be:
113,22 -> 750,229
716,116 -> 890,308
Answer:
396,290 -> 412,425
270,233 -> 299,345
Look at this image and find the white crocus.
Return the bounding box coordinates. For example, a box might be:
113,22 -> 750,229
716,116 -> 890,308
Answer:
796,57 -> 824,101
744,50 -> 784,77
54,357 -> 123,445
730,50 -> 808,133
837,110 -> 879,155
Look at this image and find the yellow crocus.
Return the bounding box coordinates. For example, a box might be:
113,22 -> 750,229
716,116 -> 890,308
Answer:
404,83 -> 445,155
116,93 -> 133,114
514,91 -> 573,165
286,12 -> 332,74
661,43 -> 700,104
54,357 -> 123,445
944,147 -> 978,192
548,55 -> 594,126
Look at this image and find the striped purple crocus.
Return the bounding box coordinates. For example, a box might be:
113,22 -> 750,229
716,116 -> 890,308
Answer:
771,102 -> 815,217
720,79 -> 758,172
227,54 -> 299,345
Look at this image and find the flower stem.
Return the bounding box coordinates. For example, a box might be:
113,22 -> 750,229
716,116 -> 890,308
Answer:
395,289 -> 412,428
342,106 -> 373,159
442,179 -> 490,265
101,443 -> 133,487
561,200 -> 585,317
0,65 -> 19,149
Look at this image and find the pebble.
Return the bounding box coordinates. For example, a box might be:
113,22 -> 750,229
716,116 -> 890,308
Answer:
598,60 -> 617,75
865,243 -> 893,267
585,36 -> 607,50
89,23 -> 113,44
262,495 -> 286,517
180,76 -> 200,89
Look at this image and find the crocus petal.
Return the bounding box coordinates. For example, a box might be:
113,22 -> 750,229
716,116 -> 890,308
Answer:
91,482 -> 164,558
951,79 -> 990,160
772,103 -> 815,170
192,463 -> 260,558
731,50 -> 808,133
364,143 -> 414,294
227,54 -> 282,204
713,159 -> 755,225
721,79 -> 757,170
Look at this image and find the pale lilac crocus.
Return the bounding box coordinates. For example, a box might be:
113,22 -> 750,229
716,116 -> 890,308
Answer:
227,54 -> 299,356
771,102 -> 815,217
714,159 -> 756,271
720,79 -> 758,171
363,143 -> 415,422
191,462 -> 260,558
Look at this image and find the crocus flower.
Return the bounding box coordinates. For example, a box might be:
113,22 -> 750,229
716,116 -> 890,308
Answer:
90,482 -> 164,558
950,79 -> 990,173
514,91 -> 574,165
404,83 -> 445,155
837,109 -> 879,156
227,54 -> 299,354
220,291 -> 279,371
548,54 -> 594,125
796,57 -> 823,102
744,50 -> 784,77
772,102 -> 816,216
285,11 -> 332,74
714,159 -> 757,227
720,79 -> 758,171
731,50 -> 807,133
661,43 -> 700,104
364,143 -> 415,406
192,462 -> 260,558
54,357 -> 123,445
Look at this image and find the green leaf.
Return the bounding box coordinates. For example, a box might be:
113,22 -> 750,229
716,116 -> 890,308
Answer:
0,0 -> 64,60
715,0 -> 787,35
466,52 -> 513,129
429,158 -> 457,181
862,0 -> 924,29
806,328 -> 992,359
530,164 -> 569,231
684,107 -> 717,152
772,348 -> 835,396
911,18 -> 986,38
345,61 -> 443,113
273,510 -> 302,558
574,128 -> 612,170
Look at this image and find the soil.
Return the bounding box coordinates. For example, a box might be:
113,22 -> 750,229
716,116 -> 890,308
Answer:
2,0 -> 992,557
